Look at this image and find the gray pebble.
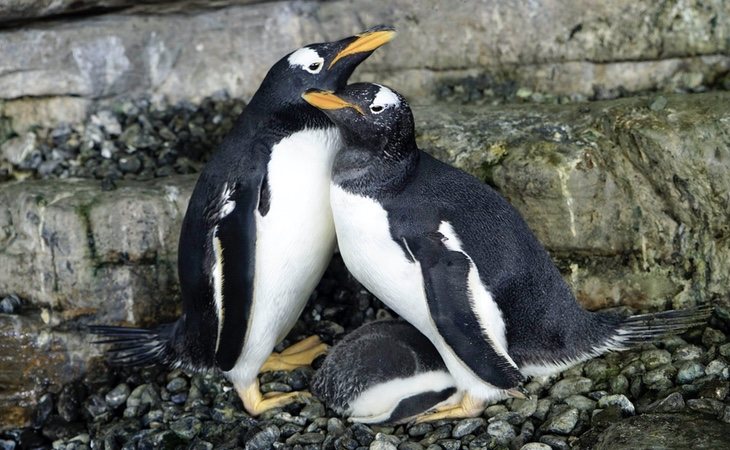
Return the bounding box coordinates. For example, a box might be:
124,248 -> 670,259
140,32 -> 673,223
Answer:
486,420 -> 516,445
647,392 -> 685,412
597,394 -> 635,416
705,359 -> 729,379
609,374 -> 629,394
543,407 -> 579,434
719,343 -> 730,358
583,359 -> 609,381
437,439 -> 460,450
510,396 -> 538,418
300,402 -> 325,420
520,444 -> 551,450
484,404 -> 508,417
619,360 -> 645,378
451,418 -> 485,438
352,423 -> 375,445
687,398 -> 726,416
260,382 -> 292,393
285,432 -> 325,445
408,423 -> 432,437
170,416 -> 201,440
640,349 -> 672,370
419,425 -> 450,446
539,435 -> 569,450
0,294 -> 21,314
563,395 -> 596,411
549,377 -> 593,400
533,398 -> 552,421
674,344 -> 704,361
244,425 -> 281,450
398,442 -> 424,450
371,441 -> 398,450
188,440 -> 213,450
643,364 -> 677,390
165,377 -> 188,393
327,417 -> 346,437
702,327 -> 727,347
677,360 -> 705,384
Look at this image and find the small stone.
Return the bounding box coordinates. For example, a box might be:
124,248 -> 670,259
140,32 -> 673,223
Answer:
564,395 -> 596,412
643,364 -> 677,390
609,374 -> 629,394
118,156 -> 141,174
549,377 -> 593,400
532,398 -> 552,421
705,359 -> 729,379
486,420 -> 516,445
300,402 -> 325,420
673,345 -> 703,361
0,294 -> 21,314
170,416 -> 201,440
419,425 -> 450,445
165,377 -> 188,393
719,343 -> 730,358
91,111 -> 122,136
698,380 -> 730,400
649,95 -> 668,111
84,394 -> 109,420
188,440 -> 213,450
370,438 -> 398,450
647,392 -> 685,412
641,349 -> 672,370
260,382 -> 292,394
597,394 -> 635,416
676,361 -> 705,384
484,404 -> 509,417
516,87 -> 533,99
327,418 -> 345,437
702,328 -> 726,347
58,383 -> 85,422
510,396 -> 538,418
285,432 -> 325,445
687,398 -> 725,416
0,440 -> 16,450
408,423 -> 432,437
584,359 -> 609,381
620,360 -> 645,378
452,418 -> 485,438
399,443 -> 424,450
539,435 -> 569,450
520,444 -> 551,450
105,383 -> 130,408
352,423 -> 375,445
543,407 -> 579,434
32,393 -> 53,427
1,132 -> 37,165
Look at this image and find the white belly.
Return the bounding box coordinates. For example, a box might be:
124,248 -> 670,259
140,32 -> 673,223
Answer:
330,184 -> 514,401
226,128 -> 340,384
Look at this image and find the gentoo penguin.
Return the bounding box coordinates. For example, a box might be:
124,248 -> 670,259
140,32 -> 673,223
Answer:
302,83 -> 711,421
89,27 -> 396,416
312,320 -> 459,424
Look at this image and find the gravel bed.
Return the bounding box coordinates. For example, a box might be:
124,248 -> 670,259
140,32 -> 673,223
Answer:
1,255 -> 729,450
0,94 -> 245,185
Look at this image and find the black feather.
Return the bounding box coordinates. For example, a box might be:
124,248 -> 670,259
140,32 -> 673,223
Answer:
88,323 -> 177,368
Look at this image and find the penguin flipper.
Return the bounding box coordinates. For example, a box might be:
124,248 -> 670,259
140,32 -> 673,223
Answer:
404,234 -> 525,390
208,178 -> 261,371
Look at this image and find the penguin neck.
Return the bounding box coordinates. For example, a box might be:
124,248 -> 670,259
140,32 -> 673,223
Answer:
236,92 -> 332,139
332,141 -> 419,199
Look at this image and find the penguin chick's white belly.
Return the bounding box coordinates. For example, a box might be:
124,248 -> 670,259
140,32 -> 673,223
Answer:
226,128 -> 340,385
330,185 -> 514,401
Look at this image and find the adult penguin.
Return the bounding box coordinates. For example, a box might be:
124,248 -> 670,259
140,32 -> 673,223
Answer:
303,83 -> 710,421
90,27 -> 395,416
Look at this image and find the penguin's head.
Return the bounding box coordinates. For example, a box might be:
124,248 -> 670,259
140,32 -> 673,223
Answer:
301,83 -> 416,152
257,26 -> 395,107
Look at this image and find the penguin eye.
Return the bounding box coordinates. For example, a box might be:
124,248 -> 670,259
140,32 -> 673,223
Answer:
370,105 -> 385,114
303,59 -> 324,74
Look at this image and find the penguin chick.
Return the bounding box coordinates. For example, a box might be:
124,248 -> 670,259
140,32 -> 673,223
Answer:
89,27 -> 396,417
302,84 -> 712,421
312,319 -> 459,425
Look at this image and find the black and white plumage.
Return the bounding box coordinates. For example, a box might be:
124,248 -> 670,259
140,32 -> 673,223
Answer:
312,320 -> 459,424
302,84 -> 711,414
90,27 -> 396,416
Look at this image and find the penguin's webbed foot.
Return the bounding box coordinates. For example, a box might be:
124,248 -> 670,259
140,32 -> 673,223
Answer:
236,379 -> 311,416
260,335 -> 328,373
413,394 -> 484,423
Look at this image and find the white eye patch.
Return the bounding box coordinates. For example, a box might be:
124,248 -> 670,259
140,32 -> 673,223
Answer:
370,84 -> 400,114
287,47 -> 324,74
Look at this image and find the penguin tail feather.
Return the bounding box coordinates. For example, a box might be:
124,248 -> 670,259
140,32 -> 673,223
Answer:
88,323 -> 178,368
609,305 -> 713,350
